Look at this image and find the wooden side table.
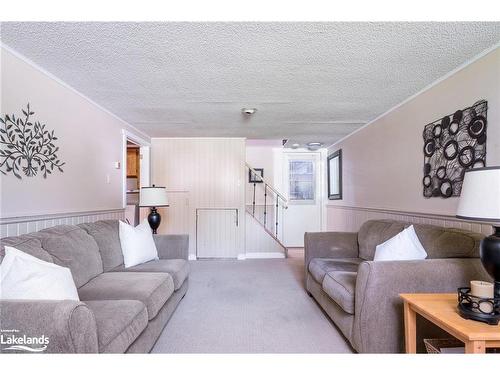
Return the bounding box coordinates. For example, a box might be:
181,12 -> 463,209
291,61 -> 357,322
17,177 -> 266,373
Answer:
400,293 -> 500,354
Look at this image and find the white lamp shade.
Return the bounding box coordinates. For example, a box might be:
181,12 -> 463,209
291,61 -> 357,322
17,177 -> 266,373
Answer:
456,167 -> 500,222
139,186 -> 169,207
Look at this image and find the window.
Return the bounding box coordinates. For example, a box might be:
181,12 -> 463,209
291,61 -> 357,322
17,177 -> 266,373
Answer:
289,160 -> 315,201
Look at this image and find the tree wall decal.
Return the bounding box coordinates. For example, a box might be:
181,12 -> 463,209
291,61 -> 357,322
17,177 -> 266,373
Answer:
0,103 -> 65,179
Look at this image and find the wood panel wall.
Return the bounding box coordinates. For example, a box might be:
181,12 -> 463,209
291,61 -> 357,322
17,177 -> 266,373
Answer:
326,205 -> 494,235
151,138 -> 246,258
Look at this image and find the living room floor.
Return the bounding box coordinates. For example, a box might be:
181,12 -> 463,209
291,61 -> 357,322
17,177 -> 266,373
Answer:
152,250 -> 353,353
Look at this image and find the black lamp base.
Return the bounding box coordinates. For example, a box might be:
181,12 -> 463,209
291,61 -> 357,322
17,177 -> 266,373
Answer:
480,226 -> 500,299
147,207 -> 161,234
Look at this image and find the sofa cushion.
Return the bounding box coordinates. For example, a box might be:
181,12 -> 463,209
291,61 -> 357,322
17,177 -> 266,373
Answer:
411,225 -> 482,259
358,220 -> 407,260
79,220 -> 124,271
358,220 -> 483,260
78,272 -> 174,320
308,258 -> 362,284
111,259 -> 189,290
322,271 -> 357,314
0,234 -> 53,264
30,225 -> 103,288
84,300 -> 148,353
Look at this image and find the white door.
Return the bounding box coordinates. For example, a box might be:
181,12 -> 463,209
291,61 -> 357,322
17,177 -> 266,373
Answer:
282,152 -> 323,247
196,209 -> 239,258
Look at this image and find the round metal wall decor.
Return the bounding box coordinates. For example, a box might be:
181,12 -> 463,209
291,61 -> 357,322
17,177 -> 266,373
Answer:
422,100 -> 487,198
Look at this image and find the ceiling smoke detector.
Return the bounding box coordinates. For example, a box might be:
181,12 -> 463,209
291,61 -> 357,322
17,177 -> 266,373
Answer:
241,108 -> 257,115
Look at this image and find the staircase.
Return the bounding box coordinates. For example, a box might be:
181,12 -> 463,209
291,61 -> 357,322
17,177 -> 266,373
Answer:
245,163 -> 288,257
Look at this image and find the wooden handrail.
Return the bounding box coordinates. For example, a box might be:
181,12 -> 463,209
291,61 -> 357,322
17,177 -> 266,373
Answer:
245,163 -> 288,208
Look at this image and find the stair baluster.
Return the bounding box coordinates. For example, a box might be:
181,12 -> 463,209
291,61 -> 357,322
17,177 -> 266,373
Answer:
275,195 -> 279,236
252,182 -> 256,217
263,185 -> 267,226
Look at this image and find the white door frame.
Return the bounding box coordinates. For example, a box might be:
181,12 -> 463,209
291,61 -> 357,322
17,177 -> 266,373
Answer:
121,129 -> 151,209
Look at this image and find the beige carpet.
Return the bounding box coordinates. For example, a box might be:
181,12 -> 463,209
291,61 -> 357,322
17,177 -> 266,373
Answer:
152,255 -> 353,353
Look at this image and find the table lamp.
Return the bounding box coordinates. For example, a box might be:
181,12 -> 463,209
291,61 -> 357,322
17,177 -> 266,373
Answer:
457,166 -> 500,300
139,185 -> 169,234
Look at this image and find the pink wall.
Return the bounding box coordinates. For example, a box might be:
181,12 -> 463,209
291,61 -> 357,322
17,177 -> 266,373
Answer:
326,47 -> 500,225
0,46 -> 148,219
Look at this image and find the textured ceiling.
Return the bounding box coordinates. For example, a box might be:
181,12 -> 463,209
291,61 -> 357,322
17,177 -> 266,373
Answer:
1,22 -> 500,146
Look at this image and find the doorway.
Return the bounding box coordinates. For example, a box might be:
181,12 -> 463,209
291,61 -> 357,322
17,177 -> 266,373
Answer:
122,130 -> 150,226
281,151 -> 324,247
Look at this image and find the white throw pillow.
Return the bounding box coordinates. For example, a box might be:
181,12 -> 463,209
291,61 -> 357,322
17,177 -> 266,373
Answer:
0,246 -> 79,301
374,225 -> 428,261
119,219 -> 159,268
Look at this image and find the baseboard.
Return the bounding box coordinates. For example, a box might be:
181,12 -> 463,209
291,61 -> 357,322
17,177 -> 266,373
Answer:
244,252 -> 286,259
237,254 -> 246,260
188,254 -> 197,261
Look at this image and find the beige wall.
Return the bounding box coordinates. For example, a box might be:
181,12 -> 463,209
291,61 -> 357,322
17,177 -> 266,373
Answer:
327,47 -> 500,227
0,46 -> 148,222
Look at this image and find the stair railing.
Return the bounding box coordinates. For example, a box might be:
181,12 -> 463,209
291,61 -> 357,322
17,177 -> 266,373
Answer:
245,163 -> 288,243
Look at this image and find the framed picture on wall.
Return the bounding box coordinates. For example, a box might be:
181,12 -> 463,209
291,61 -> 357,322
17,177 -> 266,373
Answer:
327,150 -> 342,200
249,168 -> 264,183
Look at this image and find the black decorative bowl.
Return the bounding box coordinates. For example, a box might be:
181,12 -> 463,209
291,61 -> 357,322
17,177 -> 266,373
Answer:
457,287 -> 500,325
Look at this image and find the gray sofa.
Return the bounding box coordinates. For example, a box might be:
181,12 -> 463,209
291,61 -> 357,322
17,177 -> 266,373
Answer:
305,219 -> 491,353
0,220 -> 189,353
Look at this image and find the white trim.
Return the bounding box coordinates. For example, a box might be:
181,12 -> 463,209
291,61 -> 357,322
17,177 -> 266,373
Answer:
122,129 -> 151,208
151,137 -> 247,140
0,42 -> 151,141
237,253 -> 246,260
0,208 -> 125,224
326,204 -> 498,226
123,129 -> 151,147
328,42 -> 500,149
188,254 -> 197,261
244,252 -> 285,259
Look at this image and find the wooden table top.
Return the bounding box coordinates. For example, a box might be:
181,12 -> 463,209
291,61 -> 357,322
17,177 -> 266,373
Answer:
400,293 -> 500,342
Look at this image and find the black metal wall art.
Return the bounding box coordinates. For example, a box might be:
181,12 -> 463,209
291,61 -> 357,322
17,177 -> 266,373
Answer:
423,100 -> 487,198
0,103 -> 65,179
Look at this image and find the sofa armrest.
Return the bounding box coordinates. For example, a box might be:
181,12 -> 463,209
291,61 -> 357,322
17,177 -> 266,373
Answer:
304,231 -> 359,271
352,258 -> 489,353
0,300 -> 98,353
154,234 -> 189,260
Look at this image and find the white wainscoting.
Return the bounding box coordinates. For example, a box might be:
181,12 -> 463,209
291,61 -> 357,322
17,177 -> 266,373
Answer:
0,209 -> 125,238
326,205 -> 494,236
196,208 -> 240,258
